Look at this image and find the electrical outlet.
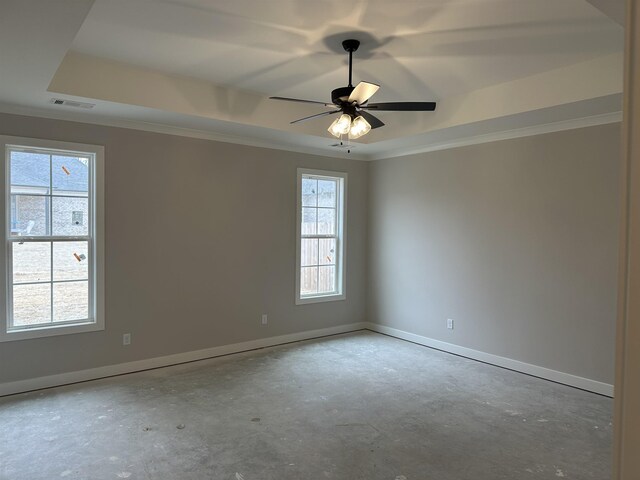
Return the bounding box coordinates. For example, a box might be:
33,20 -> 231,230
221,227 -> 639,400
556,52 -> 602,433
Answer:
447,319 -> 454,330
123,333 -> 131,345
261,314 -> 268,325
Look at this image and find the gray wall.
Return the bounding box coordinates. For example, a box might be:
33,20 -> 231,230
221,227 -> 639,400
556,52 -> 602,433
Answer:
0,113 -> 621,387
368,124 -> 620,384
0,113 -> 368,384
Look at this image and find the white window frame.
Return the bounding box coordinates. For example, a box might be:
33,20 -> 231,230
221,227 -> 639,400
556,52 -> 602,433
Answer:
0,136 -> 105,342
296,168 -> 347,305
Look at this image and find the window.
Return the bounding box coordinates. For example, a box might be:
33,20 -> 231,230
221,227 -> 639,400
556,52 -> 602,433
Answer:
1,136 -> 104,341
296,169 -> 346,304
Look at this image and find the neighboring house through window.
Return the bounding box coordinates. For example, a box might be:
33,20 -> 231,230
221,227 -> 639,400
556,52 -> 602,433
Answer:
296,168 -> 346,304
0,136 -> 104,341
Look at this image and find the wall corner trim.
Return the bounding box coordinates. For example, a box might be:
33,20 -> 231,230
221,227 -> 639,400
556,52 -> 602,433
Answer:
365,323 -> 614,397
0,322 -> 367,397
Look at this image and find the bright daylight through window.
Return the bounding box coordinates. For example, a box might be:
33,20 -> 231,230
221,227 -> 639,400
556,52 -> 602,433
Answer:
297,169 -> 346,304
1,138 -> 104,341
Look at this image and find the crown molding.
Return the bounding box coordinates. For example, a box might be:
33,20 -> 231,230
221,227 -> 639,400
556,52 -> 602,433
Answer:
0,102 -> 369,161
369,111 -> 623,160
0,102 -> 622,162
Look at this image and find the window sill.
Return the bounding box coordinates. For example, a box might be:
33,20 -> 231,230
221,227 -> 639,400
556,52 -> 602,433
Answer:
0,320 -> 104,342
296,293 -> 346,305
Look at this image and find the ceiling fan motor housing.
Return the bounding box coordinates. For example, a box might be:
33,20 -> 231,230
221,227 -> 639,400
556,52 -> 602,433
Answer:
331,86 -> 355,105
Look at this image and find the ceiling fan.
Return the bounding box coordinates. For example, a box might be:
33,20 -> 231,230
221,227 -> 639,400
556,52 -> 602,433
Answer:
269,39 -> 436,141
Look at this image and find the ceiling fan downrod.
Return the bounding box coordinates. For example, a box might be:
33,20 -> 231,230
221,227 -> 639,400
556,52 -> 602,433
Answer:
342,39 -> 360,88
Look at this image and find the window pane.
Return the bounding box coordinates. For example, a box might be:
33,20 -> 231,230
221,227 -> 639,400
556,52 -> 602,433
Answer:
318,179 -> 337,207
12,242 -> 51,284
11,195 -> 50,236
301,207 -> 317,235
318,266 -> 336,294
10,151 -> 50,192
52,196 -> 88,236
300,266 -> 318,295
301,178 -> 317,207
53,281 -> 89,322
12,283 -> 51,327
52,155 -> 89,196
319,238 -> 336,265
301,239 -> 318,267
53,242 -> 89,281
317,208 -> 335,235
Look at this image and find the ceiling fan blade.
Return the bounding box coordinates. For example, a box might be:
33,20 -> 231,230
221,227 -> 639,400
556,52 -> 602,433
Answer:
357,110 -> 385,129
270,96 -> 334,107
363,102 -> 437,111
290,110 -> 340,124
348,81 -> 380,105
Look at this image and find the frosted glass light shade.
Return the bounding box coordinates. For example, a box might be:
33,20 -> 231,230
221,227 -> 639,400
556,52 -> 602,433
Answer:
348,116 -> 371,139
328,114 -> 352,137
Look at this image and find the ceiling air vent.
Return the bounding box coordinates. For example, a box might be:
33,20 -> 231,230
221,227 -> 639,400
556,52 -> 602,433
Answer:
50,98 -> 95,109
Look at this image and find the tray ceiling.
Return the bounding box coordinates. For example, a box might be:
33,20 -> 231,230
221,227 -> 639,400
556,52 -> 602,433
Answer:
0,0 -> 625,159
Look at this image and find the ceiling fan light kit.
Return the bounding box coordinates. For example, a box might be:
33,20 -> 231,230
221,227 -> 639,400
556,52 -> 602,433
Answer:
347,115 -> 371,139
327,113 -> 371,139
270,38 -> 437,143
328,113 -> 352,137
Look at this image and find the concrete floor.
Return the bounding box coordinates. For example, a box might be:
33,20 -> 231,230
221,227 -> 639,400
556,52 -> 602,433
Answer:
0,331 -> 611,480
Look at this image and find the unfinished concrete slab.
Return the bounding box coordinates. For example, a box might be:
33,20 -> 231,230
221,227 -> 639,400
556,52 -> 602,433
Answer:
0,331 -> 611,479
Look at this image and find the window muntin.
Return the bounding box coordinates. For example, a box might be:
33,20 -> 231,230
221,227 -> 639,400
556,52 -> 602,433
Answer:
6,146 -> 96,332
297,170 -> 346,303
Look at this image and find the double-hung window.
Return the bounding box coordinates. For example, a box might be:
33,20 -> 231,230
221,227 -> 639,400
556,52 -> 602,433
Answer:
296,169 -> 346,304
1,136 -> 104,341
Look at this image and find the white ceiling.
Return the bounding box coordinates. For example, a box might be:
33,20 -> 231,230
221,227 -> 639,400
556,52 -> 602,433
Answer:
0,0 -> 625,160
73,0 -> 621,99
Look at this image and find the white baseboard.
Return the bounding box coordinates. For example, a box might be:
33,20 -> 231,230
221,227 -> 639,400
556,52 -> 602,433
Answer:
2,322 -> 613,398
365,323 -> 614,397
0,322 -> 367,397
